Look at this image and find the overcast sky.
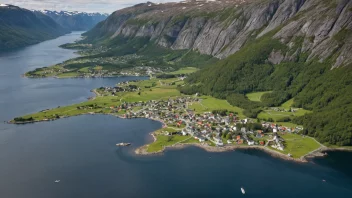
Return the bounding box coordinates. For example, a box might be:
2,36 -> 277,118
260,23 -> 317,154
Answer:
2,0 -> 181,13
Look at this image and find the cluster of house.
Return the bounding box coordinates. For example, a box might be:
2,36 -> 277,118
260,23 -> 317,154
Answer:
110,97 -> 199,117
103,96 -> 301,152
97,82 -> 140,95
270,107 -> 299,113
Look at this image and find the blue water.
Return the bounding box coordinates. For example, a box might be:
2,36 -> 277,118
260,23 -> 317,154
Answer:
0,32 -> 351,198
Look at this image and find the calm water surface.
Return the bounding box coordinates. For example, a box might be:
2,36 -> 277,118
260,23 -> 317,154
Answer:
0,32 -> 351,198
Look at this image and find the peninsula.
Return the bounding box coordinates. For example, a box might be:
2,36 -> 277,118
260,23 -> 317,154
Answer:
12,68 -> 325,162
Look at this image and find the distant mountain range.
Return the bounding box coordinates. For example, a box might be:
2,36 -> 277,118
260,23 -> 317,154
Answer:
0,4 -> 69,51
38,10 -> 109,31
0,4 -> 109,51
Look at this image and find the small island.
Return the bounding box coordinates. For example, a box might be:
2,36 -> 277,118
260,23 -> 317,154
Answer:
12,68 -> 328,162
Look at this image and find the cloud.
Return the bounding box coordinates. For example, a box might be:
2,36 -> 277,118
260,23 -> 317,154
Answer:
2,0 -> 180,13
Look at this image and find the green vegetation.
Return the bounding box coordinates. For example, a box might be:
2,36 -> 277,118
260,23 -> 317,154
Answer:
258,110 -> 294,121
13,117 -> 34,122
246,91 -> 272,102
280,98 -> 294,110
0,6 -> 68,51
57,72 -> 80,78
274,133 -> 321,158
147,135 -> 190,153
168,67 -> 198,75
180,29 -> 352,146
333,28 -> 351,44
182,137 -> 201,144
189,96 -> 245,118
258,108 -> 311,122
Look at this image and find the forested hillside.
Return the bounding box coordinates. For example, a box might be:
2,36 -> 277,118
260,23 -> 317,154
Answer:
0,4 -> 68,50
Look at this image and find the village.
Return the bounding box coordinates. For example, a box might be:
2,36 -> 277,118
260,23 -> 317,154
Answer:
114,97 -> 303,156
94,81 -> 304,156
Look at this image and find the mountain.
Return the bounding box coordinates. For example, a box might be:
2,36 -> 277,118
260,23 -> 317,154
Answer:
77,0 -> 352,146
40,10 -> 109,31
0,4 -> 69,51
84,0 -> 352,68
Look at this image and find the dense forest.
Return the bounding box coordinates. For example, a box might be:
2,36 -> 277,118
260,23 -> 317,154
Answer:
180,34 -> 352,146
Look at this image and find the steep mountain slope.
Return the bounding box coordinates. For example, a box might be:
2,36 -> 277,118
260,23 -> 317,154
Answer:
75,0 -> 352,146
84,0 -> 352,68
0,4 -> 69,50
41,10 -> 108,31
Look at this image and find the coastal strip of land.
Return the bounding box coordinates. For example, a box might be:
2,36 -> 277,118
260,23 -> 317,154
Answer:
11,69 -> 329,162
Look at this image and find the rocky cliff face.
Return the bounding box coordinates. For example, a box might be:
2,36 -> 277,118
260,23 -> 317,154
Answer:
85,0 -> 352,68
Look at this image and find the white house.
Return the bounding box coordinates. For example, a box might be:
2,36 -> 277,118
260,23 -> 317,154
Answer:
214,137 -> 224,146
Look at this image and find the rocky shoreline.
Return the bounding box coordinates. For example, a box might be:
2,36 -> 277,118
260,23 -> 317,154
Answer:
304,147 -> 352,159
134,139 -> 309,163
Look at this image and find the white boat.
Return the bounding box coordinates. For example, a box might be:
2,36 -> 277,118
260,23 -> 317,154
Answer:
55,180 -> 60,183
241,187 -> 245,194
116,143 -> 131,146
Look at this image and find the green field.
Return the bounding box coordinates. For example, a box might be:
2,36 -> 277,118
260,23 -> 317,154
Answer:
168,67 -> 198,75
147,135 -> 190,152
258,108 -> 312,122
57,72 -> 79,78
275,133 -> 321,158
189,96 -> 245,118
78,67 -> 90,73
258,110 -> 294,121
280,98 -> 294,110
246,91 -> 272,102
182,137 -> 201,144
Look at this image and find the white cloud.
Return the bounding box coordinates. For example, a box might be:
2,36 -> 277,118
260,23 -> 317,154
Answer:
2,0 -> 181,13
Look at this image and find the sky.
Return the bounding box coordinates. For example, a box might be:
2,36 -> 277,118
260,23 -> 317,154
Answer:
1,0 -> 181,13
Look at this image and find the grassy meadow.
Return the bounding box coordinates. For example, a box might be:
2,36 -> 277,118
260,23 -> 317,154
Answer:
246,91 -> 272,102
273,133 -> 321,158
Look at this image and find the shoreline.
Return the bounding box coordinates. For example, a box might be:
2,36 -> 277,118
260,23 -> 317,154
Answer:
134,138 -> 309,163
8,112 -> 340,163
23,73 -> 149,79
8,85 -> 348,163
